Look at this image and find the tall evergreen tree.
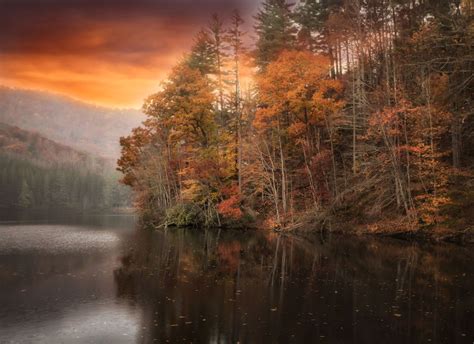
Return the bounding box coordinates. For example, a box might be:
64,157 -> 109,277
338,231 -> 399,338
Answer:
226,9 -> 247,192
187,29 -> 217,75
208,14 -> 227,114
292,0 -> 326,52
254,0 -> 296,71
18,179 -> 33,208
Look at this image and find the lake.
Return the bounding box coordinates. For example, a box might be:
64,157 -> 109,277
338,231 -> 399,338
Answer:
0,212 -> 472,343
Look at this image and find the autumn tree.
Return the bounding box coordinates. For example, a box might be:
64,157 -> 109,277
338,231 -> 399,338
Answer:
253,50 -> 344,226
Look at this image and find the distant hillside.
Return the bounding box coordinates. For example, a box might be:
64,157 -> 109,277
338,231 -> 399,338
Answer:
0,86 -> 145,159
0,122 -> 107,171
0,123 -> 132,210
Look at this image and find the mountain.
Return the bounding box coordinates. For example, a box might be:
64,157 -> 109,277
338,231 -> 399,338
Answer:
0,122 -> 107,171
0,123 -> 131,210
0,86 -> 145,159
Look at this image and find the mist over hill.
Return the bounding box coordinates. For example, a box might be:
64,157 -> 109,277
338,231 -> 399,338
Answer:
0,123 -> 132,210
0,86 -> 145,159
0,87 -> 139,209
0,122 -> 107,171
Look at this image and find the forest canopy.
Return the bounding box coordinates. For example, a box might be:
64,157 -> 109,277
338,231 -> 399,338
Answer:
118,0 -> 474,236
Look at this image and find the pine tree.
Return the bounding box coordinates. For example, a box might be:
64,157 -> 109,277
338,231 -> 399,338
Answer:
254,0 -> 296,71
225,9 -> 247,193
18,179 -> 33,208
187,29 -> 217,75
208,13 -> 227,114
292,0 -> 326,52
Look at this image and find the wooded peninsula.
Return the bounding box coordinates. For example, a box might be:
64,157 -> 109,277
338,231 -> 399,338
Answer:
118,0 -> 474,241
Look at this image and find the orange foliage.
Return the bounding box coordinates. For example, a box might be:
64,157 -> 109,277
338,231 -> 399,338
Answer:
217,185 -> 243,220
217,241 -> 242,273
254,50 -> 342,135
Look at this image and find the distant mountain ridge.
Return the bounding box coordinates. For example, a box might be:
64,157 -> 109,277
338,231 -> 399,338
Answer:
0,86 -> 145,159
0,122 -> 107,171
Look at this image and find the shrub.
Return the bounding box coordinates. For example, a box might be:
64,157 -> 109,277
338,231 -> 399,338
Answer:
165,203 -> 205,227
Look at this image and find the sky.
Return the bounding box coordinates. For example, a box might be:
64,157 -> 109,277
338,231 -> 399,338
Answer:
0,0 -> 260,108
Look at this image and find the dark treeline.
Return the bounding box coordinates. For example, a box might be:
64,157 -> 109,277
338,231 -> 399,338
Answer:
0,154 -> 130,210
0,122 -> 131,210
119,0 -> 473,237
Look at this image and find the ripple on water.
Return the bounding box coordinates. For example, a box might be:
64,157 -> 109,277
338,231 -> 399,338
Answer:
0,225 -> 120,254
0,302 -> 140,344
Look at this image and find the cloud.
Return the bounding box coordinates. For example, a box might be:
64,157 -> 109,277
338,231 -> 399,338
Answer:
0,0 -> 259,107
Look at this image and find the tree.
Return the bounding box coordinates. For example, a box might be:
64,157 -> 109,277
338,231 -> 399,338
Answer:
187,29 -> 217,75
119,60 -> 230,224
226,9 -> 247,193
254,50 -> 344,224
18,179 -> 33,208
208,13 -> 227,114
254,0 -> 296,71
292,0 -> 326,52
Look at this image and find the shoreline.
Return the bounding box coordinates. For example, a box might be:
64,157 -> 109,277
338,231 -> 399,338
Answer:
149,215 -> 474,246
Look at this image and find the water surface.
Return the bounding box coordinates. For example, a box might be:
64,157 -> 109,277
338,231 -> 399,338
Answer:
0,213 -> 473,343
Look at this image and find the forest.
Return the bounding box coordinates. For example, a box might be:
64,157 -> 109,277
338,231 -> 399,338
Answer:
118,0 -> 474,238
1,154 -> 102,209
0,123 -> 131,210
0,154 -> 131,210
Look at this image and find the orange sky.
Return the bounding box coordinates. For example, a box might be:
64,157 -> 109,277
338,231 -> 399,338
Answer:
0,0 -> 259,108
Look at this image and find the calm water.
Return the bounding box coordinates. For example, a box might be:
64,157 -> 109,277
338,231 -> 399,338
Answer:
0,212 -> 473,343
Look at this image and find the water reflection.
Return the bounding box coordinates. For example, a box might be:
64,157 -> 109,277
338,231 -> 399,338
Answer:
0,214 -> 138,344
0,214 -> 472,343
115,229 -> 474,343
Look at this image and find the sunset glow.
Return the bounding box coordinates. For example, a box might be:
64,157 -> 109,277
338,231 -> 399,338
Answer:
0,0 -> 258,108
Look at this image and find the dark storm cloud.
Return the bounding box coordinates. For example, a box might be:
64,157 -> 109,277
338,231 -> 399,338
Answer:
0,0 -> 256,55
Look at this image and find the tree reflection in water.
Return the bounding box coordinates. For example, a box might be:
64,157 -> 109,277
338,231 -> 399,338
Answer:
114,228 -> 474,343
